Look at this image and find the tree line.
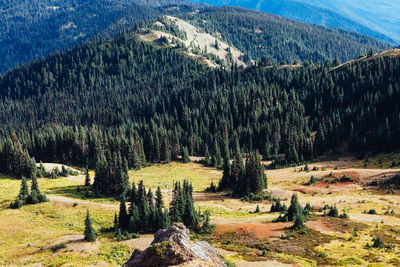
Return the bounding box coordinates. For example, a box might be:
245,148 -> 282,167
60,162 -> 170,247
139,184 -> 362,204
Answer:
0,29 -> 399,181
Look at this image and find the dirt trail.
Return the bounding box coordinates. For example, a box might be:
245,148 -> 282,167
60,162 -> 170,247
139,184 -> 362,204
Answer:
349,213 -> 400,225
47,195 -> 118,209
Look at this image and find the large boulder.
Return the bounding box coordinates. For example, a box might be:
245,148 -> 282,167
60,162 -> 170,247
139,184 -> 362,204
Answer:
124,223 -> 227,267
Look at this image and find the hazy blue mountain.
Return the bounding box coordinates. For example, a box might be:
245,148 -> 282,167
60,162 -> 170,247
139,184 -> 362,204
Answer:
189,0 -> 399,43
0,0 -> 163,73
298,0 -> 400,42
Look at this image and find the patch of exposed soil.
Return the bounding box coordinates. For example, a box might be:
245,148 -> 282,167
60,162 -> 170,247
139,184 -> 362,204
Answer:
215,222 -> 290,239
317,217 -> 368,233
123,234 -> 154,251
306,220 -> 335,234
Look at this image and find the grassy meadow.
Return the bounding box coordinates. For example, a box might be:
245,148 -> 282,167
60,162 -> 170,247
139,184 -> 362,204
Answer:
1,159 -> 400,266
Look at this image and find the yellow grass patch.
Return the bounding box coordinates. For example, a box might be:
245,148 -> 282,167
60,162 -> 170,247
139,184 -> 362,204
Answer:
128,161 -> 222,191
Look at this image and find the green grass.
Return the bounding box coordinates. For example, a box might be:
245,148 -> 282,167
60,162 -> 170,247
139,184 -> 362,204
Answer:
196,203 -> 261,219
0,174 -> 118,265
0,162 -> 221,265
353,152 -> 400,169
99,244 -> 132,265
337,257 -> 364,266
129,162 -> 221,191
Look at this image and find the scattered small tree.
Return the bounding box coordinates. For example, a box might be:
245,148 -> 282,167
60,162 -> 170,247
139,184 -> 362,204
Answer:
372,237 -> 384,248
308,175 -> 317,185
328,205 -> 339,217
304,164 -> 309,172
84,210 -> 97,242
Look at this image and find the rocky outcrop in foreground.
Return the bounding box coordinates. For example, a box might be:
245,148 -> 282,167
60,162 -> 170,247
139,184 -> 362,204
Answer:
124,223 -> 227,267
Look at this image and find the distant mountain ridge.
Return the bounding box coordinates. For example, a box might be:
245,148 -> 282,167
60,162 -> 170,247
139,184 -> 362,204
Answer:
0,0 -> 161,73
189,0 -> 399,43
298,0 -> 400,42
0,0 -> 394,74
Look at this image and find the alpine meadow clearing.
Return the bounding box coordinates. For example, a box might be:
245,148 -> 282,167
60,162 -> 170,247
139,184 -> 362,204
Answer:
1,156 -> 400,266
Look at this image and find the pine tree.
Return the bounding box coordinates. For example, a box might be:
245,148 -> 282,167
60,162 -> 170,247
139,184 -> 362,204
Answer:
18,176 -> 29,201
292,210 -> 305,230
129,182 -> 138,213
287,194 -> 300,221
118,195 -> 129,229
26,156 -> 37,179
162,208 -> 171,229
218,157 -> 231,190
84,210 -> 97,242
204,145 -> 211,166
154,132 -> 161,163
163,136 -> 171,163
200,209 -> 214,234
121,157 -> 129,193
169,182 -> 182,223
137,186 -> 150,231
182,181 -> 199,229
328,205 -> 339,217
241,151 -> 267,196
182,146 -> 190,163
84,168 -> 91,186
132,145 -> 141,169
129,204 -> 140,233
213,142 -> 222,167
155,186 -> 164,209
27,176 -> 47,204
38,161 -> 46,177
94,149 -> 107,194
113,212 -> 118,230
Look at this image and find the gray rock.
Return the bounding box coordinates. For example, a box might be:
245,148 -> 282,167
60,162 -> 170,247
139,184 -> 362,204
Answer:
124,223 -> 227,267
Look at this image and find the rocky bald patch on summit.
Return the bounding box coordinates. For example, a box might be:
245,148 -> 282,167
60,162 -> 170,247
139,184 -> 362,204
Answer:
124,223 -> 227,267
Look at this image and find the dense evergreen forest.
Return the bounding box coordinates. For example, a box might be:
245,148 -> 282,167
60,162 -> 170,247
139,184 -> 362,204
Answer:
114,180 -> 212,235
0,27 -> 399,195
177,6 -> 392,64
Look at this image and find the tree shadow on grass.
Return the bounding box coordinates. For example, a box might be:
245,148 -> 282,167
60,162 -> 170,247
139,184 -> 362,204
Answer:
46,185 -> 88,200
46,185 -> 118,204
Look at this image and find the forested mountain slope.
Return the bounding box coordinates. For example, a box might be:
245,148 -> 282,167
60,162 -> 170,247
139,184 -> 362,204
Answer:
189,0 -> 398,43
175,6 -> 393,64
0,0 -> 160,73
0,31 -> 399,176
